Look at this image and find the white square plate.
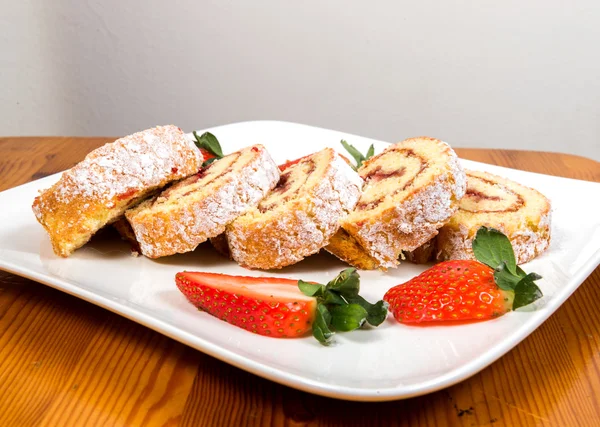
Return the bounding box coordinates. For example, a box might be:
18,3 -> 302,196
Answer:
1,121 -> 599,402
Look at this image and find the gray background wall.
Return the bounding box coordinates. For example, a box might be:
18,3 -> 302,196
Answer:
2,1 -> 599,161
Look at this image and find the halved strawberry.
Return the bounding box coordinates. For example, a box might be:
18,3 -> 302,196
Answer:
176,268 -> 388,344
176,272 -> 316,338
384,227 -> 543,324
384,260 -> 513,323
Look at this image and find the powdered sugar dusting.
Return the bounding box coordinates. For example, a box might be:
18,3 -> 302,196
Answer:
226,149 -> 363,269
32,125 -> 202,257
311,152 -> 363,237
350,138 -> 467,268
330,154 -> 364,208
128,145 -> 280,258
54,125 -> 201,205
445,141 -> 467,201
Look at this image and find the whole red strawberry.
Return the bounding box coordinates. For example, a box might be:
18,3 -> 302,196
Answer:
384,260 -> 512,323
385,227 -> 543,324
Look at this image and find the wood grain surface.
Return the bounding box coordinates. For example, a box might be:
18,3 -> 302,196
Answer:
0,137 -> 599,427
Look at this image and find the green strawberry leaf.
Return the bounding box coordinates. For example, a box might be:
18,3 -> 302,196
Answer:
345,295 -> 389,326
322,290 -> 347,305
493,262 -> 522,291
330,304 -> 368,331
326,267 -> 360,296
312,304 -> 334,344
472,226 -> 518,274
340,140 -> 365,169
298,280 -> 325,297
298,268 -> 389,345
193,131 -> 224,158
472,226 -> 544,311
340,140 -> 376,169
513,273 -> 543,310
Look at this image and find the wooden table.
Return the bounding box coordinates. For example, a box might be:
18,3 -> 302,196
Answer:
1,137 -> 599,427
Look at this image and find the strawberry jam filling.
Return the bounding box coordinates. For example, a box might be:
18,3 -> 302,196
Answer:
461,174 -> 524,213
258,158 -> 316,213
152,152 -> 242,205
356,148 -> 427,211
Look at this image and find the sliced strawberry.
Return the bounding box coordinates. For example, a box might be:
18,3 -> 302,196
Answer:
384,260 -> 513,323
384,227 -> 543,324
176,268 -> 388,345
176,272 -> 317,338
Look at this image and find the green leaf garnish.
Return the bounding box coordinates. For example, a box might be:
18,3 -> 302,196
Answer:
313,304 -> 334,344
298,268 -> 388,345
345,295 -> 389,327
193,131 -> 224,166
322,291 -> 347,306
330,304 -> 368,331
472,227 -> 517,274
472,226 -> 543,311
298,280 -> 324,297
326,267 -> 360,295
340,140 -> 375,170
513,273 -> 544,310
493,262 -> 521,291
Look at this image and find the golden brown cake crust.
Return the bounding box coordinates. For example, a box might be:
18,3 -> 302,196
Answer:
225,149 -> 363,270
324,229 -> 380,270
126,145 -> 280,258
32,125 -> 202,257
330,137 -> 466,269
